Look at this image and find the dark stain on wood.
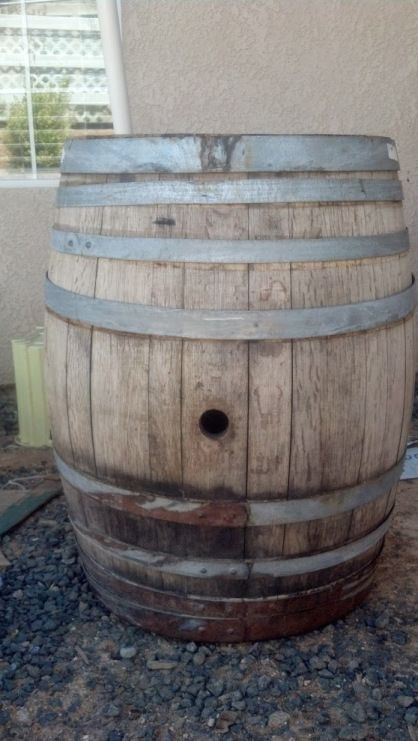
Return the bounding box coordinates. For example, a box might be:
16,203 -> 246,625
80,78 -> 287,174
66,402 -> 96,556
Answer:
153,217 -> 176,226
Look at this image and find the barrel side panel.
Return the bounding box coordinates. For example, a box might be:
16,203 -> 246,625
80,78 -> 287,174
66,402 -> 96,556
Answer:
46,145 -> 414,641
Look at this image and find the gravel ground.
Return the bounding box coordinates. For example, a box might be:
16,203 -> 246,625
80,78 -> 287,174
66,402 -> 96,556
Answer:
0,389 -> 417,741
0,386 -> 18,437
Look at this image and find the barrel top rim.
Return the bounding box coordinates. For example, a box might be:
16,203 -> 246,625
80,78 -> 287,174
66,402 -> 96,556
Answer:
63,133 -> 396,144
61,134 -> 399,174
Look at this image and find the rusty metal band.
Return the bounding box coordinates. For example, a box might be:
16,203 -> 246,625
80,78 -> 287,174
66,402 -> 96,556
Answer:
51,228 -> 409,264
72,513 -> 393,578
45,277 -> 416,341
56,177 -> 403,208
81,558 -> 377,632
60,135 -> 400,174
54,452 -> 403,526
82,548 -> 377,609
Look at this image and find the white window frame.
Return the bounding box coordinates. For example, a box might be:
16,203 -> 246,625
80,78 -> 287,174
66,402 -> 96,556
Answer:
0,0 -> 120,188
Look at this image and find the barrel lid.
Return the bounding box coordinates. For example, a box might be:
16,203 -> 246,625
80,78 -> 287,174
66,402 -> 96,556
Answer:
61,134 -> 399,174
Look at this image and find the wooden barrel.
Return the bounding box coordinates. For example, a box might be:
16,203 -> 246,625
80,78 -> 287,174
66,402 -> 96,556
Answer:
45,135 -> 415,641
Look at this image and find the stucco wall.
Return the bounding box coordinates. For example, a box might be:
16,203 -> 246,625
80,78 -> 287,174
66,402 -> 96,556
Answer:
122,0 -> 418,269
0,187 -> 55,384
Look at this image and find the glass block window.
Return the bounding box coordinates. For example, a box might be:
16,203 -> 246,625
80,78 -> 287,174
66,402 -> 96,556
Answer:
0,0 -> 112,178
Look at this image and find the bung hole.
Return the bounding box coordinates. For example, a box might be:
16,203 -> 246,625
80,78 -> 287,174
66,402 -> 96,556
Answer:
199,409 -> 229,438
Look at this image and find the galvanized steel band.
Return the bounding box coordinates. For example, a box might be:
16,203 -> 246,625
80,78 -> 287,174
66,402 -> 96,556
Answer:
60,135 -> 400,174
72,513 -> 392,578
55,452 -> 403,526
45,277 -> 416,341
56,177 -> 403,208
51,228 -> 409,264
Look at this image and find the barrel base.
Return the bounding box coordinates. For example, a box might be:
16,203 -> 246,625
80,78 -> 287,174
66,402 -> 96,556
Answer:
80,553 -> 378,642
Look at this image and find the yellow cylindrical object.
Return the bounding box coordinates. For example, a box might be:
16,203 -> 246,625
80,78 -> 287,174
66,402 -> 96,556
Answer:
11,331 -> 51,447
11,339 -> 33,445
27,343 -> 50,446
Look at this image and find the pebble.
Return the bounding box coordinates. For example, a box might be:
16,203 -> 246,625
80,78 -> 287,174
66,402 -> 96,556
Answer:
338,725 -> 368,740
107,732 -> 124,741
268,711 -> 290,729
192,652 -> 206,667
185,642 -> 197,653
119,646 -> 137,660
374,613 -> 390,629
105,704 -> 121,718
397,695 -> 415,708
207,679 -> 224,697
392,631 -> 408,645
309,656 -> 326,670
146,660 -> 178,671
15,709 -> 30,724
215,710 -> 237,733
405,711 -> 417,725
347,702 -> 367,723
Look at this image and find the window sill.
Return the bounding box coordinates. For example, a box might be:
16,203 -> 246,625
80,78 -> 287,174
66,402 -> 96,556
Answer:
0,179 -> 59,189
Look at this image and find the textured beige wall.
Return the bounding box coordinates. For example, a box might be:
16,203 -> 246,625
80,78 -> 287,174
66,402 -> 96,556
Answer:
0,188 -> 55,384
123,0 -> 418,266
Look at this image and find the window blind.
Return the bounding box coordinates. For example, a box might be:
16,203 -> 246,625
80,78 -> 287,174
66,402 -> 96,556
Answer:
0,0 -> 113,178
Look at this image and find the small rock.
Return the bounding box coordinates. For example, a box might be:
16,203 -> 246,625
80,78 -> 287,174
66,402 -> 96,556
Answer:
146,660 -> 178,671
185,642 -> 197,653
159,730 -> 173,741
207,679 -> 224,697
119,646 -> 137,660
16,709 -> 31,724
338,725 -> 368,740
268,711 -> 290,730
215,711 -> 238,734
375,613 -> 389,629
232,700 -> 246,711
105,704 -> 120,718
257,675 -> 272,690
27,665 -> 40,679
405,711 -> 417,725
192,652 -> 206,667
107,732 -> 124,741
12,590 -> 23,599
347,702 -> 367,723
309,656 -> 326,670
392,631 -> 408,645
397,695 -> 414,708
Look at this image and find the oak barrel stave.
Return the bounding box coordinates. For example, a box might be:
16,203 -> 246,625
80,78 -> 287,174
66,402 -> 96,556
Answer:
45,134 -> 415,640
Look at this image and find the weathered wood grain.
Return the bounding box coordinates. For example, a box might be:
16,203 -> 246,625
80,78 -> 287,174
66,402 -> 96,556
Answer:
181,201 -> 249,500
46,135 -> 414,640
61,135 -> 400,174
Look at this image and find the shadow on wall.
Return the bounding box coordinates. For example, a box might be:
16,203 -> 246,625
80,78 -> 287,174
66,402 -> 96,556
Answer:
0,187 -> 56,385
